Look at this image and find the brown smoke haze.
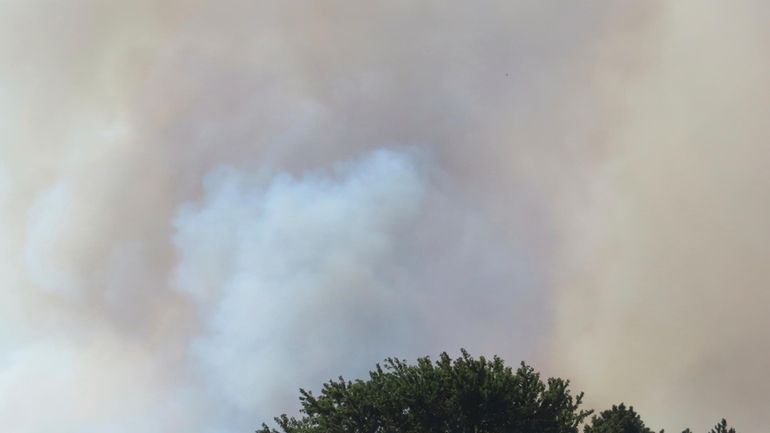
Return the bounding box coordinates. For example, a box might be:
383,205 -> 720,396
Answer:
0,1 -> 768,432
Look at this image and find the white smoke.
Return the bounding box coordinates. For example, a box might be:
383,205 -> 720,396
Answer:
173,149 -> 428,426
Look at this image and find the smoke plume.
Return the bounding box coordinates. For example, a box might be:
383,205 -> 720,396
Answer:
0,1 -> 767,432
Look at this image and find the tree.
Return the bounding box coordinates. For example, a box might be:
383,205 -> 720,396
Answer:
257,350 -> 739,433
708,419 -> 736,433
258,349 -> 592,433
583,404 -> 658,433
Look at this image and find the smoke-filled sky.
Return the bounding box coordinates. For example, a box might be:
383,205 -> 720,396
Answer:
1,1 -> 769,432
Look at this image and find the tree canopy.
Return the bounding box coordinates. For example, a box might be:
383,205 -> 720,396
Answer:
708,419 -> 736,433
258,350 -> 737,433
583,404 -> 656,433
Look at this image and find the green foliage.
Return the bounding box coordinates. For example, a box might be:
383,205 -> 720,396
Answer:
708,419 -> 736,433
258,349 -> 591,433
257,350 -> 740,433
581,406 -> 739,433
583,404 -> 657,433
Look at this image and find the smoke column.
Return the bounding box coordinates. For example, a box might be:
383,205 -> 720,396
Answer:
0,1 -> 767,432
553,2 -> 770,432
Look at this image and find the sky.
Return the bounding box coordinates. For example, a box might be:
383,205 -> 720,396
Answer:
0,1 -> 768,432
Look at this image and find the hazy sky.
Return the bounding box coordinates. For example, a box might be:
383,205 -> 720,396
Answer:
1,1 -> 768,432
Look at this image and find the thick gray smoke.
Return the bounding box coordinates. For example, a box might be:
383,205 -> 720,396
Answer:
553,2 -> 770,432
0,1 -> 768,432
